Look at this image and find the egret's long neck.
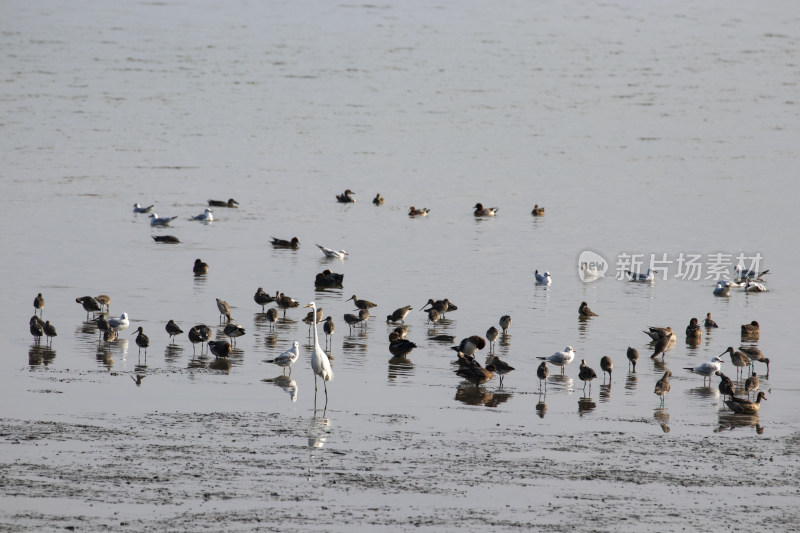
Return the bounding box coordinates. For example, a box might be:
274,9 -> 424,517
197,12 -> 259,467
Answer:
311,306 -> 321,349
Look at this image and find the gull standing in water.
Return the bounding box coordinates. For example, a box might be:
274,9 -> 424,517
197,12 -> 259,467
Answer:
107,313 -> 130,334
316,244 -> 349,259
133,203 -> 154,213
192,208 -> 213,222
149,213 -> 177,226
265,341 -> 300,376
534,270 -> 552,286
684,356 -> 724,386
304,302 -> 333,404
537,346 -> 576,375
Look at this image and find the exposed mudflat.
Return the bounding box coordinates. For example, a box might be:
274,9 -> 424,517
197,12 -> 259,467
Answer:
2,410 -> 798,532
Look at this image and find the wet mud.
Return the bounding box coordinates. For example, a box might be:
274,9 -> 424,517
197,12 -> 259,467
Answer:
1,411 -> 798,532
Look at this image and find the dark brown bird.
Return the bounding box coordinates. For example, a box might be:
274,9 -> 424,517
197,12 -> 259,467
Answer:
314,269 -> 344,287
347,294 -> 377,311
600,356 -> 612,382
42,320 -> 57,345
650,335 -> 670,359
716,371 -> 735,400
704,313 -> 718,328
33,293 -> 45,317
323,316 -> 335,348
654,370 -> 671,406
531,204 -> 545,216
578,359 -> 597,393
486,326 -> 499,353
276,293 -> 299,317
450,336 -> 487,357
208,198 -> 239,208
486,355 -> 515,386
499,315 -> 512,334
389,331 -> 417,358
578,302 -> 598,317
741,321 -> 760,337
456,362 -> 494,386
725,392 -> 767,414
537,361 -> 550,391
271,236 -> 299,248
265,308 -> 279,330
373,193 -> 385,205
739,346 -> 770,375
75,296 -> 101,319
343,313 -> 361,333
386,305 -> 412,324
165,320 -> 183,343
132,326 -> 150,355
473,202 -> 498,216
29,316 -> 44,344
152,235 -> 181,243
745,372 -> 760,399
254,287 -> 274,312
336,189 -> 356,203
627,346 -> 639,372
223,323 -> 246,347
685,317 -> 702,339
208,340 -> 232,358
193,258 -> 209,275
188,324 -> 213,354
408,206 -> 429,216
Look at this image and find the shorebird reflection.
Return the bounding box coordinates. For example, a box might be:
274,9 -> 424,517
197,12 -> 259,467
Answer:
578,396 -> 596,416
262,375 -> 298,402
388,357 -> 414,382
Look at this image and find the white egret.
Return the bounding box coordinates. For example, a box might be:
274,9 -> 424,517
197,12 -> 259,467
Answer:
304,302 -> 333,402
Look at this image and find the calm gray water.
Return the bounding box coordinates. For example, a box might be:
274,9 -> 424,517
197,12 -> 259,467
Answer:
2,0 -> 800,529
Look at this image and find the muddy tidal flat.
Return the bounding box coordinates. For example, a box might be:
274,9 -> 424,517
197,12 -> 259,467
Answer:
3,409 -> 799,532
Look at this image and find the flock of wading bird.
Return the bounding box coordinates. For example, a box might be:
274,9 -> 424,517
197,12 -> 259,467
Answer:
28,193 -> 771,413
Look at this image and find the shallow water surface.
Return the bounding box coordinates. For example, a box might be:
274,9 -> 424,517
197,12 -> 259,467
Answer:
1,0 -> 799,530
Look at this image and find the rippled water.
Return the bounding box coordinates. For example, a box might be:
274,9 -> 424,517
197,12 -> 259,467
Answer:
2,0 -> 799,529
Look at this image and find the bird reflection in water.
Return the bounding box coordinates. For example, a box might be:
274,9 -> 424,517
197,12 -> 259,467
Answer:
308,413 -> 330,451
95,345 -> 114,370
624,372 -> 638,394
188,354 -> 210,370
652,357 -> 668,373
164,344 -> 183,365
262,375 -> 298,402
208,357 -> 231,373
131,365 -> 147,387
535,397 -> 547,419
484,391 -> 512,408
28,344 -> 56,367
578,396 -> 596,416
453,383 -> 494,406
599,383 -> 612,403
685,385 -> 719,401
716,411 -> 764,435
654,407 -> 670,433
388,357 -> 414,382
548,373 -> 573,393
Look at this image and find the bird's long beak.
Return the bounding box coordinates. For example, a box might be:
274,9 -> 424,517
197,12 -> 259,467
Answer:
303,303 -> 312,308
